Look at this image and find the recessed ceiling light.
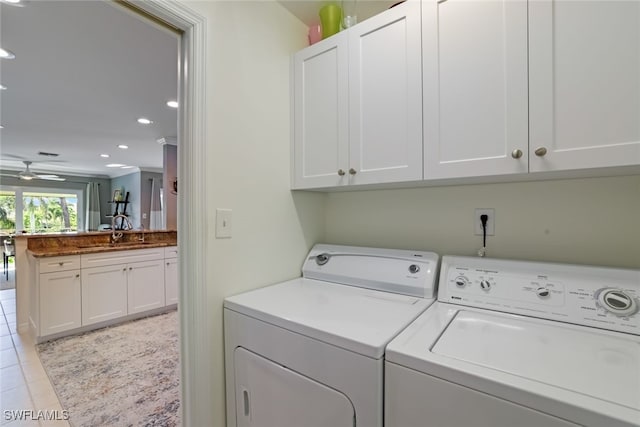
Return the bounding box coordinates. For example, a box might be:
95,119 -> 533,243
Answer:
117,144 -> 128,149
1,0 -> 24,5
0,125 -> 4,129
121,166 -> 134,169
0,48 -> 16,59
106,163 -> 125,168
137,118 -> 153,125
100,154 -> 110,158
166,100 -> 178,109
0,84 -> 6,90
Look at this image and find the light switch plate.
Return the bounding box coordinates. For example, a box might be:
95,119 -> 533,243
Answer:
216,208 -> 232,238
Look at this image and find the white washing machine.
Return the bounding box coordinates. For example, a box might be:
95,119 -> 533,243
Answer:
224,244 -> 439,427
386,256 -> 640,427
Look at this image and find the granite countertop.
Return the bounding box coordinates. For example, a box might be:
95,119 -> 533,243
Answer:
28,241 -> 176,257
23,230 -> 177,258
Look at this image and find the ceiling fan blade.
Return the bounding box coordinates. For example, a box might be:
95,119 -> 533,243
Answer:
36,175 -> 66,181
1,154 -> 28,160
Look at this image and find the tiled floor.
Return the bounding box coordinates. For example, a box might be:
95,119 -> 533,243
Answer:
0,283 -> 69,426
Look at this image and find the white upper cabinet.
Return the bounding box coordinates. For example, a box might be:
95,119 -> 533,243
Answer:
292,1 -> 422,189
348,0 -> 423,185
423,0 -> 528,179
292,32 -> 349,189
529,0 -> 640,172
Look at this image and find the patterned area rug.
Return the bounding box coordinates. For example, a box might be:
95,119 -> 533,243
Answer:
37,311 -> 180,426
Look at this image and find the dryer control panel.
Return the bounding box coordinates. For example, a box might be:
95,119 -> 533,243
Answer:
303,244 -> 439,299
439,256 -> 640,335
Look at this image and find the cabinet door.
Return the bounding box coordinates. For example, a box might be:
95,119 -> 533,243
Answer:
423,0 -> 528,179
349,0 -> 423,185
292,32 -> 349,189
127,260 -> 165,314
529,1 -> 640,172
81,264 -> 128,326
165,258 -> 178,306
39,270 -> 81,336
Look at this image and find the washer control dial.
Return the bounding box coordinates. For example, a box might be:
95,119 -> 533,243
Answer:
455,276 -> 469,288
597,288 -> 638,317
480,280 -> 491,291
536,287 -> 550,298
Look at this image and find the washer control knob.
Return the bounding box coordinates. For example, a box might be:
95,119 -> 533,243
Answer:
315,253 -> 330,266
480,280 -> 491,291
536,287 -> 550,298
409,264 -> 420,274
597,288 -> 638,317
455,276 -> 468,288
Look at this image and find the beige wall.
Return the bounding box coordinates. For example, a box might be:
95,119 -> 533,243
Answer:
325,175 -> 640,269
182,1 -> 325,425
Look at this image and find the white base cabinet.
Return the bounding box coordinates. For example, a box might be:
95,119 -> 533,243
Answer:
39,269 -> 81,336
128,260 -> 165,314
165,246 -> 178,306
81,264 -> 128,326
30,246 -> 179,342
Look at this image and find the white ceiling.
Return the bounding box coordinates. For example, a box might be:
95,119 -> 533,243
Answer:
0,0 -> 178,178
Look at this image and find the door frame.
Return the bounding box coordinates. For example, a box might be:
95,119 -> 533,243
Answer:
122,1 -> 209,425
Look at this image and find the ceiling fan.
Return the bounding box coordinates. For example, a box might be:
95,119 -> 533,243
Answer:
0,161 -> 66,181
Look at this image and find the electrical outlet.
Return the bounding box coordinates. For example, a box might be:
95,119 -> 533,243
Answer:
474,208 -> 495,236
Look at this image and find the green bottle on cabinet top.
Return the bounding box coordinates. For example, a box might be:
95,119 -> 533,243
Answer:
319,4 -> 342,39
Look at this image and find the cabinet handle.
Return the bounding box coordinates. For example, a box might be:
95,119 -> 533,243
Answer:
337,169 -> 345,176
511,149 -> 523,159
349,168 -> 357,175
534,147 -> 548,157
75,274 -> 80,278
123,268 -> 127,272
58,262 -> 64,266
167,262 -> 170,266
129,267 -> 133,271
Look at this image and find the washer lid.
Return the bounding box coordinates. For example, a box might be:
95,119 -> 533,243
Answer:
433,310 -> 640,411
224,278 -> 434,359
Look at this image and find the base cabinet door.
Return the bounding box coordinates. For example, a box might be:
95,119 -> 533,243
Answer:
39,270 -> 81,336
529,0 -> 640,172
127,260 -> 165,314
165,258 -> 178,306
81,264 -> 128,326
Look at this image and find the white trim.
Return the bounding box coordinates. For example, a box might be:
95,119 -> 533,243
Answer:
122,1 -> 209,425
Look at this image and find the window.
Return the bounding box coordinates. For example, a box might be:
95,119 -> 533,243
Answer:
0,186 -> 83,233
0,191 -> 17,234
23,192 -> 79,233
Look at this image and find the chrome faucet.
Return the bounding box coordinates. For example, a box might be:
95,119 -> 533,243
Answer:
111,214 -> 133,244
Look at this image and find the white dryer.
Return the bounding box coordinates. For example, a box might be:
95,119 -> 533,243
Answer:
386,256 -> 640,427
224,244 -> 439,427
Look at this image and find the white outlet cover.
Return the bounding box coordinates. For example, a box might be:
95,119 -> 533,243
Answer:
474,208 -> 495,236
216,208 -> 232,238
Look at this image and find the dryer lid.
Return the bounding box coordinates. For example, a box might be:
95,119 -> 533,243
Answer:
433,310 -> 640,411
224,278 -> 434,359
